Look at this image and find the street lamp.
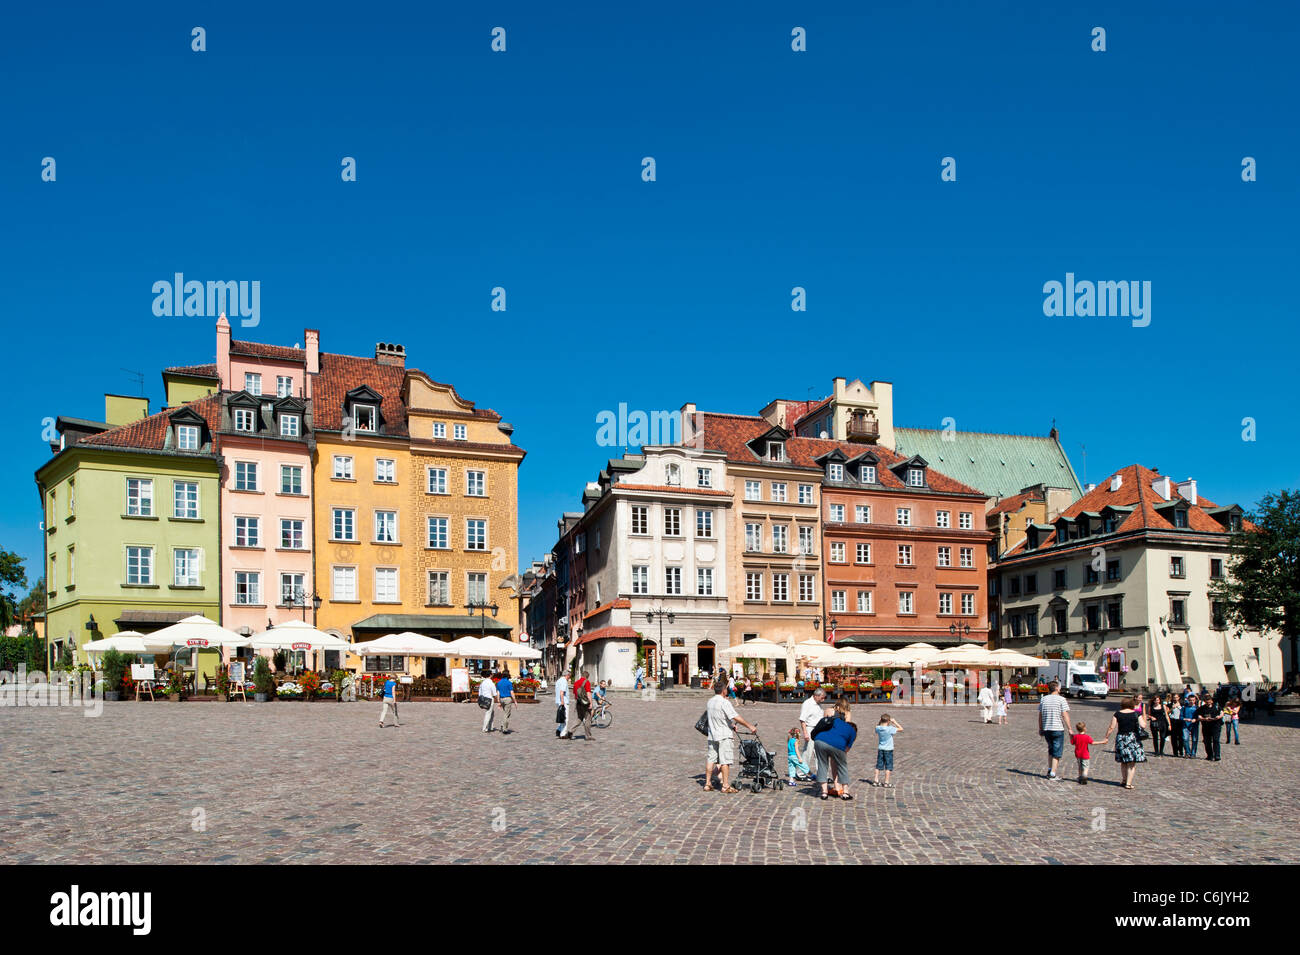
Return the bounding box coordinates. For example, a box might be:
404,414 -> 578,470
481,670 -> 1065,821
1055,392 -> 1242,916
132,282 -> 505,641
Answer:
465,601 -> 500,672
646,607 -> 675,688
950,623 -> 971,642
292,588 -> 322,623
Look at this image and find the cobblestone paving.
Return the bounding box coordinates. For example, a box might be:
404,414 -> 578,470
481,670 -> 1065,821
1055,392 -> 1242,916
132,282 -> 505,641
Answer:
2,698 -> 1296,864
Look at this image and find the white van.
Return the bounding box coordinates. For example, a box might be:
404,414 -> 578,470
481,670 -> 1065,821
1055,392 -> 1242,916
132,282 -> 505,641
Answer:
1039,660 -> 1110,699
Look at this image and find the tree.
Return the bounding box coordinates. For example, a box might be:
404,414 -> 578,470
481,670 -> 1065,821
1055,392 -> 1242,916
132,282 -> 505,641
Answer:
0,548 -> 27,633
1213,490 -> 1300,686
17,576 -> 46,630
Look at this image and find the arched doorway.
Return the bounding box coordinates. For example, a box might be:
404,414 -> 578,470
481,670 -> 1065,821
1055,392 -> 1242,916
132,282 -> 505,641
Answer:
697,640 -> 716,676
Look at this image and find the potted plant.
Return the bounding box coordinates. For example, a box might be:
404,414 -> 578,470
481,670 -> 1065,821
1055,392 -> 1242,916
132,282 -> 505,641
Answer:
100,649 -> 127,702
253,656 -> 275,702
215,665 -> 231,702
165,668 -> 185,701
298,670 -> 321,701
272,649 -> 288,673
277,682 -> 303,700
330,669 -> 349,701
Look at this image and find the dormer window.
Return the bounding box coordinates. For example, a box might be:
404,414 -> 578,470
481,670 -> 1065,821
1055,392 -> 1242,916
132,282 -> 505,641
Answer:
1027,528 -> 1039,550
279,414 -> 300,438
697,468 -> 712,488
665,463 -> 681,486
234,408 -> 256,432
1103,514 -> 1119,534
1172,508 -> 1188,529
352,404 -> 377,433
828,463 -> 844,482
907,468 -> 925,487
1229,514 -> 1242,533
862,465 -> 877,484
768,441 -> 785,462
177,425 -> 199,450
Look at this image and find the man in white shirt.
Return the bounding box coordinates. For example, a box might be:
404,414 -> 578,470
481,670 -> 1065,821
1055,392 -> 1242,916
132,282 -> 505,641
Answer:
799,687 -> 829,777
705,681 -> 756,792
478,673 -> 498,733
553,671 -> 569,738
978,683 -> 996,723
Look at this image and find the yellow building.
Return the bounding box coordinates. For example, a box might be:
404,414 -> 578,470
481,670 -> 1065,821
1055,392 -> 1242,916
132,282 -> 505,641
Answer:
311,346 -> 526,676
403,372 -> 527,673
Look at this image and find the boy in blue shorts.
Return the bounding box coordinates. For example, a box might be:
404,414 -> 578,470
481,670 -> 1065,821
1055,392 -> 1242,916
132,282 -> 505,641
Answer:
871,713 -> 903,787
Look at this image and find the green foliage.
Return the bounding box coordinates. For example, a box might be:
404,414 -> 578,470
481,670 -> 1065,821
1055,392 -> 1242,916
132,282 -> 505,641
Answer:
0,634 -> 45,674
272,649 -> 288,672
253,656 -> 275,695
0,548 -> 26,632
1213,489 -> 1300,678
100,649 -> 128,690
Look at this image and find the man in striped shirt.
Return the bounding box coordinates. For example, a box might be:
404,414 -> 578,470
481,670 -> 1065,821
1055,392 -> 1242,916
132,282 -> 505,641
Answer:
1038,681 -> 1071,779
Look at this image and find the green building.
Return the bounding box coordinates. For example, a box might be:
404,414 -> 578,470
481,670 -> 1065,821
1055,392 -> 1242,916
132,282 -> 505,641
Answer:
35,394 -> 223,666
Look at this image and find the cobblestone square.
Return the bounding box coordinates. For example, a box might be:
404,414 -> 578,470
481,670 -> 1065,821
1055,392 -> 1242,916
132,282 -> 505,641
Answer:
2,698 -> 1295,864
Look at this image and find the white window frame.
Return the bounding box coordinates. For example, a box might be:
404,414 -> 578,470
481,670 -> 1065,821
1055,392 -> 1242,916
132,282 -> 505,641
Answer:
177,425 -> 200,450
959,511 -> 974,530
696,509 -> 714,538
173,548 -> 200,587
173,481 -> 199,519
280,464 -> 303,495
453,423 -> 467,441
234,461 -> 258,491
897,507 -> 912,527
856,542 -> 871,564
631,506 -> 649,535
333,455 -> 354,480
828,503 -> 845,523
280,518 -> 305,550
665,566 -> 683,596
899,591 -> 915,614
855,505 -> 871,523
375,458 -> 396,483
798,483 -> 813,504
466,519 -> 487,551
697,567 -> 714,596
664,508 -> 682,537
939,592 -> 953,615
352,404 -> 378,433
960,547 -> 974,568
276,375 -> 293,398
771,524 -> 788,554
234,516 -> 260,548
466,470 -> 486,497
697,468 -> 713,488
332,508 -> 356,541
898,544 -> 913,566
744,480 -> 761,501
631,565 -> 649,595
828,463 -> 844,482
374,567 -> 399,603
427,467 -> 448,494
234,570 -> 261,605
126,478 -> 153,517
374,510 -> 398,543
746,572 -> 763,601
857,590 -> 872,613
244,372 -> 262,395
772,573 -> 790,602
332,565 -> 357,601
830,541 -> 846,563
798,574 -> 816,603
427,571 -> 451,606
831,590 -> 846,613
771,482 -> 788,503
432,422 -> 446,439
936,510 -> 951,529
234,408 -> 256,432
279,414 -> 300,437
427,517 -> 449,549
961,592 -> 975,615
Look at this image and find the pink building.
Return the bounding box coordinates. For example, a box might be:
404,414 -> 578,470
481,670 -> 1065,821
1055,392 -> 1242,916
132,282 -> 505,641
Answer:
213,317 -> 320,647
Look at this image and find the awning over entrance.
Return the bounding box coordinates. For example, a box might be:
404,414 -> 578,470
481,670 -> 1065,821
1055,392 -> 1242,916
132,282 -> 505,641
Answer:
113,610 -> 194,633
834,632 -> 981,650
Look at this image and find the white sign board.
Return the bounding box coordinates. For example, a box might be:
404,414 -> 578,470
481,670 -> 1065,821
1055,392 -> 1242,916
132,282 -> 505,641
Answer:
400,675 -> 414,684
131,664 -> 155,681
450,668 -> 469,694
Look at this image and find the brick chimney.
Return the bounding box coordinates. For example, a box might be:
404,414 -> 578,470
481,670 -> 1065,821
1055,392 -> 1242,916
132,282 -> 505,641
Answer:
216,314 -> 231,390
375,342 -> 406,367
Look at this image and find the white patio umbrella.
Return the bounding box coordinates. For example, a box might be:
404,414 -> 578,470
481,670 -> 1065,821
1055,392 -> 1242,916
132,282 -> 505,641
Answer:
247,619 -> 350,651
475,635 -> 542,660
150,614 -> 250,650
351,632 -> 448,656
82,631 -> 171,657
430,635 -> 489,657
719,638 -> 787,659
987,648 -> 1050,668
927,644 -> 1000,668
860,648 -> 917,669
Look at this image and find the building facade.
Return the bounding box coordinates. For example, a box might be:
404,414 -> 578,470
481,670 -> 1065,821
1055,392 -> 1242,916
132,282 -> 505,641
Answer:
36,395 -> 223,663
992,465 -> 1280,689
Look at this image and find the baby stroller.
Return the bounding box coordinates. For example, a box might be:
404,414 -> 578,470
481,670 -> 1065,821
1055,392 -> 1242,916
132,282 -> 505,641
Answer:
735,729 -> 785,793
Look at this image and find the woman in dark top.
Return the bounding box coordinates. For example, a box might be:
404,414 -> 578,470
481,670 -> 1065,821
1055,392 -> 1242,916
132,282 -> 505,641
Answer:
1098,697 -> 1148,789
812,702 -> 858,801
1167,692 -> 1184,756
1149,695 -> 1170,756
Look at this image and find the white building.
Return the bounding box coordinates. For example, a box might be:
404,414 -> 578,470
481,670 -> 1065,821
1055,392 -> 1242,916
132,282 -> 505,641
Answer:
993,464 -> 1280,689
569,445 -> 732,687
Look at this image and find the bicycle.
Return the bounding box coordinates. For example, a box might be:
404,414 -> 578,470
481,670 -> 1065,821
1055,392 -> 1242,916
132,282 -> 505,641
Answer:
591,697 -> 613,729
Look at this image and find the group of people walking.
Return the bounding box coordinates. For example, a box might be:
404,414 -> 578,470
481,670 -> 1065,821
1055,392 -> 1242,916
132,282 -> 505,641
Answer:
1038,680 -> 1256,790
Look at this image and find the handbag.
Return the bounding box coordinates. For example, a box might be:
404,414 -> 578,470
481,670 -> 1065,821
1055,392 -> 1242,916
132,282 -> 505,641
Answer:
810,715 -> 836,740
478,697 -> 491,710
694,711 -> 710,736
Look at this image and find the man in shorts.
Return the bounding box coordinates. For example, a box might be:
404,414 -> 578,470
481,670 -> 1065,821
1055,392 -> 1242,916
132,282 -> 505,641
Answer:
704,680 -> 756,793
1038,680 -> 1070,779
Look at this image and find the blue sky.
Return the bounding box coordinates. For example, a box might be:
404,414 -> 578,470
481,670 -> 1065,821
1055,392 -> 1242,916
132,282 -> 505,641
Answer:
2,1 -> 1297,586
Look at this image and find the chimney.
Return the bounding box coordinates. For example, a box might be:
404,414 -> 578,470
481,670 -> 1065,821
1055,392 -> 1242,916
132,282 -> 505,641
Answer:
375,342 -> 406,367
1152,475 -> 1172,501
304,328 -> 320,399
216,314 -> 232,390
1176,478 -> 1198,506
1109,473 -> 1123,492
679,402 -> 698,446
104,394 -> 149,426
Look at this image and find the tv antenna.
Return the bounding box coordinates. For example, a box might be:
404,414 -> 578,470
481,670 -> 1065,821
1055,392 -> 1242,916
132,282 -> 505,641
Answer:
121,368 -> 145,397
1079,444 -> 1087,487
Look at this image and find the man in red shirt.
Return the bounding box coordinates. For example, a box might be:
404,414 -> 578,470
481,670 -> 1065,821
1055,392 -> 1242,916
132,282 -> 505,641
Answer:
564,670 -> 597,741
1070,721 -> 1094,784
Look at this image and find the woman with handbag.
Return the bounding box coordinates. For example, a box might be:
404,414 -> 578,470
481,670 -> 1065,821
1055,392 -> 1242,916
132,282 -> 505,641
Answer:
478,672 -> 498,732
812,702 -> 858,801
1097,696 -> 1148,790
1149,694 -> 1171,756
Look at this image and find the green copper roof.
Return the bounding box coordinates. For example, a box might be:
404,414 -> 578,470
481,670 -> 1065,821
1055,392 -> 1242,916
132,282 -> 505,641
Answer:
893,428 -> 1083,501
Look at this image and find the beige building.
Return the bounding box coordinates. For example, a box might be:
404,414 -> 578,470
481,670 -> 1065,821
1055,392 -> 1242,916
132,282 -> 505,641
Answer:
993,465 -> 1280,689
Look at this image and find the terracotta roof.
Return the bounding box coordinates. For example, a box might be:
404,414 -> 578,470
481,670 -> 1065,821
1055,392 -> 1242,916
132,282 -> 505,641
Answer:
989,489 -> 1042,517
1003,464 -> 1243,555
77,394 -> 223,452
696,412 -> 985,496
583,599 -> 631,620
789,397 -> 832,429
229,339 -> 306,363
163,363 -> 218,379
413,437 -> 525,457
574,625 -> 641,646
311,352 -> 409,436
